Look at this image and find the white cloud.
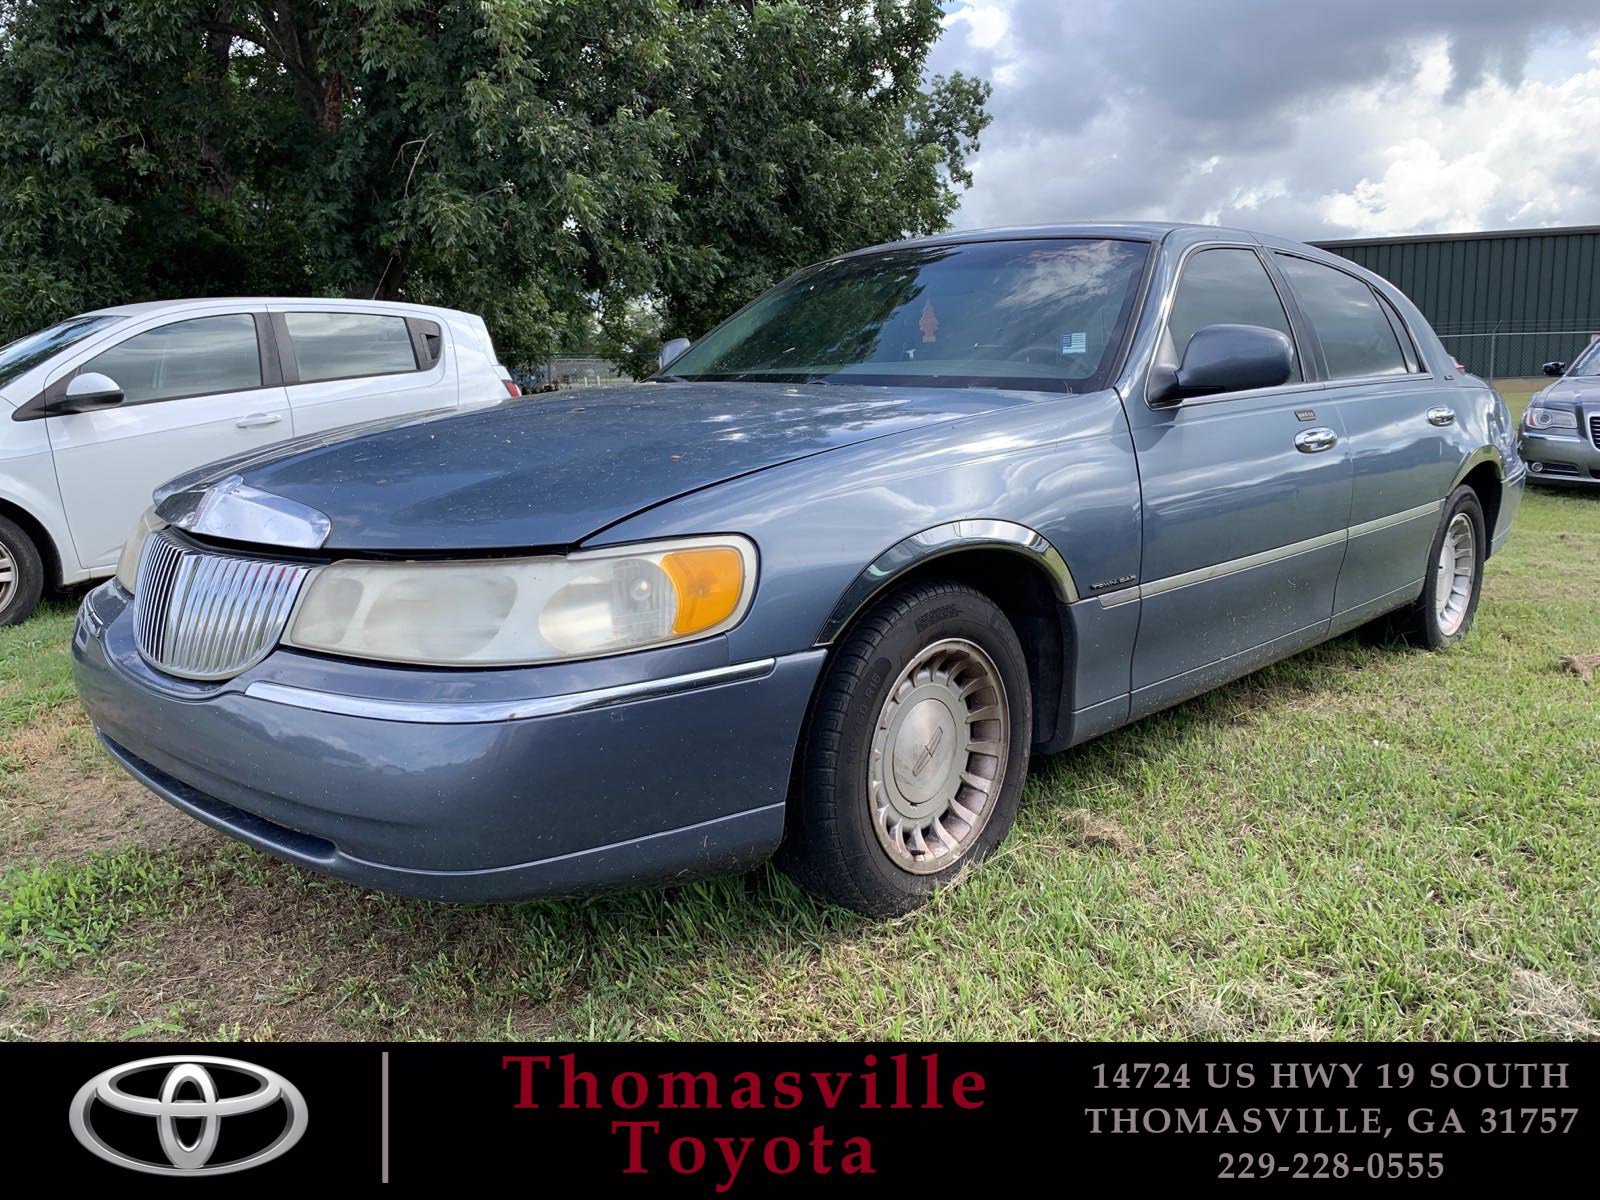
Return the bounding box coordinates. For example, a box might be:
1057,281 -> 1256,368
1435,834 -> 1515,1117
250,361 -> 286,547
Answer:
932,1 -> 1600,239
1318,45 -> 1600,234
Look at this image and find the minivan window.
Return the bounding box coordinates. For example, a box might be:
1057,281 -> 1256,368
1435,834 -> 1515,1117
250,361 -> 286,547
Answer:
0,315 -> 125,389
83,314 -> 261,403
661,238 -> 1152,393
284,312 -> 419,382
1166,248 -> 1301,383
1275,255 -> 1408,380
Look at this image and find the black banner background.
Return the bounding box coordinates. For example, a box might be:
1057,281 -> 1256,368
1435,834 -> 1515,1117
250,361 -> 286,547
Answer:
5,1042 -> 1591,1188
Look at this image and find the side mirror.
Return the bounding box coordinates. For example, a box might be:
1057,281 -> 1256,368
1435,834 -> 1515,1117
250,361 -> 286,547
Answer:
1542,361 -> 1567,377
658,337 -> 691,371
53,372 -> 126,414
1150,324 -> 1294,405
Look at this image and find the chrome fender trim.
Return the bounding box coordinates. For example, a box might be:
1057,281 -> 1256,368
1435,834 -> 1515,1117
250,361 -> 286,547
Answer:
815,519 -> 1078,646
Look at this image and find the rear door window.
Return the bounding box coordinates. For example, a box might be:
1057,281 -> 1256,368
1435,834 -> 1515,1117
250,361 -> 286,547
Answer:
82,314 -> 262,403
1274,255 -> 1408,380
283,312 -> 420,382
1166,248 -> 1301,383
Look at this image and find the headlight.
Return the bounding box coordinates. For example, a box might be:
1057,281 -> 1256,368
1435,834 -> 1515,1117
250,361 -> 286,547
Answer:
285,536 -> 757,666
1525,405 -> 1577,431
115,508 -> 167,592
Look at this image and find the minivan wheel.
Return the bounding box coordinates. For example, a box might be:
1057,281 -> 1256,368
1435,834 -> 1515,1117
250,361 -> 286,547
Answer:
778,579 -> 1032,917
1401,485 -> 1485,649
0,516 -> 44,626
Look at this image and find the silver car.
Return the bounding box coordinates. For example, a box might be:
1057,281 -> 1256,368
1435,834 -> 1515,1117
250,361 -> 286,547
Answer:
1521,341 -> 1600,487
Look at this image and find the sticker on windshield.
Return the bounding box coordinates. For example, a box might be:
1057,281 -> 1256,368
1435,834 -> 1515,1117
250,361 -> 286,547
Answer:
1060,332 -> 1087,355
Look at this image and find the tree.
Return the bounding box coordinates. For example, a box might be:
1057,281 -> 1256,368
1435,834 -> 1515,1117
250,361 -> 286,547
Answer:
0,1 -> 989,370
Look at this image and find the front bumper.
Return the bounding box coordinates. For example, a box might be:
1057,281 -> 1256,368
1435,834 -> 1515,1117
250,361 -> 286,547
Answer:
1519,428 -> 1600,487
73,583 -> 824,901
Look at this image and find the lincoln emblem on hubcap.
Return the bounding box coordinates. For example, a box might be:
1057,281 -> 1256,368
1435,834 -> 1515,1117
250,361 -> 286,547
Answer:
869,638 -> 1010,873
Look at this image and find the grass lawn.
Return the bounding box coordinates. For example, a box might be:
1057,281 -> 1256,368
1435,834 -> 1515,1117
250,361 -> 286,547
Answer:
1,389 -> 1596,1041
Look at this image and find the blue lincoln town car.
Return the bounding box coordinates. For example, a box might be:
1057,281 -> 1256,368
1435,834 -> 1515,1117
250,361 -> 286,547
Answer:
73,223 -> 1523,916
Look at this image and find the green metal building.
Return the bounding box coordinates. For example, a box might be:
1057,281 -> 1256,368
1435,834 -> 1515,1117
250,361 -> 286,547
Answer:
1312,225 -> 1600,379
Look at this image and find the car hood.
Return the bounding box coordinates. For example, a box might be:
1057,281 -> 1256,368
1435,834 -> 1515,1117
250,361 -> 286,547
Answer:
175,382 -> 1025,552
1538,376 -> 1600,407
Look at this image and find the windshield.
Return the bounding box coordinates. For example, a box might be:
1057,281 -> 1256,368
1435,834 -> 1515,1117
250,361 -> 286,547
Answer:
1566,339 -> 1600,377
663,238 -> 1152,392
0,314 -> 125,389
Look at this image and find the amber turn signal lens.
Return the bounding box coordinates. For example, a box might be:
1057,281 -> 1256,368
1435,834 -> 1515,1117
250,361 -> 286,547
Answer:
661,547 -> 745,635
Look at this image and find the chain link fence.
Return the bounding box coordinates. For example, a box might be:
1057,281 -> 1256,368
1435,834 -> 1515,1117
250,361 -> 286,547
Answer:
1434,323 -> 1600,380
510,355 -> 633,393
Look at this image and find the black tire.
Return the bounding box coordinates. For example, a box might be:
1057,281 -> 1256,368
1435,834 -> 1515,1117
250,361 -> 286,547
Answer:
0,516 -> 44,626
1398,485 -> 1485,649
777,579 -> 1033,916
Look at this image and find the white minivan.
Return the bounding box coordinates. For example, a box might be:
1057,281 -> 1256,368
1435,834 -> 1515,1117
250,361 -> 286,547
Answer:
0,297 -> 518,623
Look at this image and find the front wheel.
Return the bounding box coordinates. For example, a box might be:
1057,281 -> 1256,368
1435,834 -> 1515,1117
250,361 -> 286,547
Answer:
0,516 -> 45,626
1400,485 -> 1485,648
777,579 -> 1033,916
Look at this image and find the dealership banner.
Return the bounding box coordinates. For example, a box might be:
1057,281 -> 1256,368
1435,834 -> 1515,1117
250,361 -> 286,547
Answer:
3,1043 -> 1591,1187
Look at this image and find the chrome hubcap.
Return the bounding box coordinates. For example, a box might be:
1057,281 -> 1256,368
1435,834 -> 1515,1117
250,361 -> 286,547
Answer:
1434,512 -> 1476,637
869,639 -> 1009,874
0,543 -> 15,608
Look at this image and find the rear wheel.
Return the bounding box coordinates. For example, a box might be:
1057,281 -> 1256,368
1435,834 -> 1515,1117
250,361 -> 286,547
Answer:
0,516 -> 44,626
1399,485 -> 1485,648
777,579 -> 1033,916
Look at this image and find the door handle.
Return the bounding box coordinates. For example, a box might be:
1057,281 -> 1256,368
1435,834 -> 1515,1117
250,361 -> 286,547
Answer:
1294,427 -> 1338,453
1426,406 -> 1456,427
236,413 -> 283,429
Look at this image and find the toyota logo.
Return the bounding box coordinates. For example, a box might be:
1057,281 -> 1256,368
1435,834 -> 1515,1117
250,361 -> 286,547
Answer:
69,1055 -> 308,1175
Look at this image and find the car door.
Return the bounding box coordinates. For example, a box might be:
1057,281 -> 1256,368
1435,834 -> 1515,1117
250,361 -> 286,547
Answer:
42,311 -> 291,571
1123,243 -> 1352,716
1270,252 -> 1464,630
271,307 -> 457,436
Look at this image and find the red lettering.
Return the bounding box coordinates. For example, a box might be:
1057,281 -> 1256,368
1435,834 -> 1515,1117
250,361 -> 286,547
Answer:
500,1055 -> 548,1109
810,1072 -> 848,1108
714,1137 -> 754,1193
559,1053 -> 597,1109
953,1071 -> 986,1110
763,1136 -> 801,1174
668,1137 -> 705,1175
611,1121 -> 658,1173
842,1137 -> 875,1175
613,1071 -> 649,1109
772,1072 -> 802,1109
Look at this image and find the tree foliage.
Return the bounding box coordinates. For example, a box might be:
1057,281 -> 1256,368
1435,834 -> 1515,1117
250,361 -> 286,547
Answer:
0,1 -> 989,370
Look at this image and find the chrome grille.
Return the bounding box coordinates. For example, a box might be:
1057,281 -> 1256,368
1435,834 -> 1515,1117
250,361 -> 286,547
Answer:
134,530 -> 312,680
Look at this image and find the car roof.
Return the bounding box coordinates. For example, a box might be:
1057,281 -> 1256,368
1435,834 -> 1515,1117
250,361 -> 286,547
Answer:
839,222 -> 1232,258
833,220 -> 1401,298
78,297 -> 470,319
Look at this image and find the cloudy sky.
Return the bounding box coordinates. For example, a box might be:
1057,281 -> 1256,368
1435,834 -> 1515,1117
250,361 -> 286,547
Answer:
929,0 -> 1600,240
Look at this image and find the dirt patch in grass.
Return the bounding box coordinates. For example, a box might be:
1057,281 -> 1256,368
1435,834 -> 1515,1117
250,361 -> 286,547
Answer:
1061,808 -> 1137,854
1558,653 -> 1600,683
1507,969 -> 1600,1040
0,707 -> 201,862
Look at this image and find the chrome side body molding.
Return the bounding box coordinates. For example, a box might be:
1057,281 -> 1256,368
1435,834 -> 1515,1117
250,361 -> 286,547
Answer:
1097,500 -> 1444,608
243,654 -> 815,725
